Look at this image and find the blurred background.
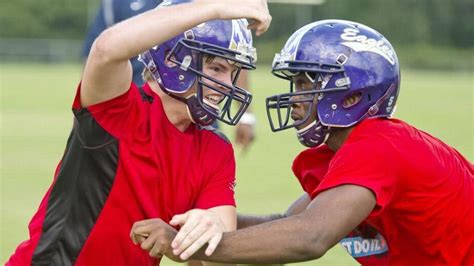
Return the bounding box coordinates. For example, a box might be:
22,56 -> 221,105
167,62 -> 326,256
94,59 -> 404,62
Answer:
1,0 -> 473,68
1,0 -> 473,265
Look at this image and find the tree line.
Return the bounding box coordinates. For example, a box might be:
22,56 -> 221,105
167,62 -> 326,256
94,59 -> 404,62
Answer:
1,0 -> 472,48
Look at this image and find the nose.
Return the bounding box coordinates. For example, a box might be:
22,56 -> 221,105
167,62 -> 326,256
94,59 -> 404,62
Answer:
218,72 -> 233,87
213,73 -> 232,93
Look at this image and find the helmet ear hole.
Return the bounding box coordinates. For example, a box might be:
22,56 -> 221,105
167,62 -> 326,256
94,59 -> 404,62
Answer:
164,51 -> 178,68
342,92 -> 363,108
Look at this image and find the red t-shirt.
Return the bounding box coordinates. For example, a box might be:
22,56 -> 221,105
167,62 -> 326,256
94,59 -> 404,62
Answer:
7,83 -> 236,266
292,118 -> 474,265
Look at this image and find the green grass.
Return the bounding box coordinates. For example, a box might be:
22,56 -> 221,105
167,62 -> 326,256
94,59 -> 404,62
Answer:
1,63 -> 472,265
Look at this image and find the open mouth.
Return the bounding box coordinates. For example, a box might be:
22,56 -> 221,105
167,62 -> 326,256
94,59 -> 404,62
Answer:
291,111 -> 310,130
204,94 -> 223,110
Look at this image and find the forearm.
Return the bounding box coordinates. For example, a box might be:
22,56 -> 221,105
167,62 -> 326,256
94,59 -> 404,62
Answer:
93,2 -> 217,62
237,213 -> 284,229
192,214 -> 325,264
170,188 -> 373,264
81,2 -> 220,105
237,193 -> 310,229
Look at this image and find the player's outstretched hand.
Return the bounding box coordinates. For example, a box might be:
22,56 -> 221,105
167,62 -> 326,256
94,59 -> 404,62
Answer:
198,0 -> 272,36
130,218 -> 178,259
169,209 -> 225,260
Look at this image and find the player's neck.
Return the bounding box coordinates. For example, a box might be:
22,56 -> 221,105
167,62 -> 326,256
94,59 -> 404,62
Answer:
148,81 -> 192,132
326,127 -> 353,152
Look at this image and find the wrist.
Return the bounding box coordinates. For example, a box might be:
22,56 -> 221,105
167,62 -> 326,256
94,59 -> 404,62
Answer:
202,1 -> 222,20
185,1 -> 219,22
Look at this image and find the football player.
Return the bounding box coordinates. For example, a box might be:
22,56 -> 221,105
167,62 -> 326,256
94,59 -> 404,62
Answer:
6,0 -> 271,265
132,20 -> 474,265
82,0 -> 258,151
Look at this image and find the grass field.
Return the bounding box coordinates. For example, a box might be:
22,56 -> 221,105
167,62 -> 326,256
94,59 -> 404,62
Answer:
1,63 -> 472,265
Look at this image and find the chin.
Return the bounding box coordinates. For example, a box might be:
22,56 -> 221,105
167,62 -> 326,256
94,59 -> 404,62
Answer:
294,120 -> 314,131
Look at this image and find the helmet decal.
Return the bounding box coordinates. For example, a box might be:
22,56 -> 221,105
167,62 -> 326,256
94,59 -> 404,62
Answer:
230,19 -> 257,64
340,28 -> 396,65
230,19 -> 251,49
280,21 -> 319,60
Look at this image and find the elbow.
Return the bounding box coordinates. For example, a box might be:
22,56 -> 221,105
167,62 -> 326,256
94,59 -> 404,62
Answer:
305,239 -> 329,260
291,235 -> 329,260
89,29 -> 119,65
289,216 -> 331,260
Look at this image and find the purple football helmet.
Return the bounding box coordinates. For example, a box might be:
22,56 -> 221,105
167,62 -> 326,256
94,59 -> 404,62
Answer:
266,20 -> 400,147
139,0 -> 257,126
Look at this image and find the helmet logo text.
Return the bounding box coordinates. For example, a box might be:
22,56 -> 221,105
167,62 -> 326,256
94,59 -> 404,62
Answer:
340,28 -> 396,65
386,96 -> 395,113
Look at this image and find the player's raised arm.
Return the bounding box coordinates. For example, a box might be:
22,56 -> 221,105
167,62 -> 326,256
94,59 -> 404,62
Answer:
81,0 -> 271,107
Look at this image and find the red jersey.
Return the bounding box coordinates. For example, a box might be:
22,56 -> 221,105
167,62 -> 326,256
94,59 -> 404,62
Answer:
7,83 -> 236,266
292,118 -> 474,265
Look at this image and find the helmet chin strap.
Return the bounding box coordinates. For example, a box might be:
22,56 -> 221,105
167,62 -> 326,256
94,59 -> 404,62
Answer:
157,83 -> 218,126
184,94 -> 218,126
296,120 -> 331,147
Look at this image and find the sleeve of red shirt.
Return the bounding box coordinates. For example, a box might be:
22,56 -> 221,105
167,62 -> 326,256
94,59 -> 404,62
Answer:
71,82 -> 143,146
292,145 -> 335,195
195,142 -> 236,209
311,138 -> 399,217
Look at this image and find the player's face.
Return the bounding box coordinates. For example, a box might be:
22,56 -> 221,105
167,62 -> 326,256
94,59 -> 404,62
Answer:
202,57 -> 237,104
198,56 -> 238,109
175,56 -> 237,108
290,73 -> 321,130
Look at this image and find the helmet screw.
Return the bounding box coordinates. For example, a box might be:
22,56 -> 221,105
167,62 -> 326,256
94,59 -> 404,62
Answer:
325,114 -> 330,119
179,75 -> 185,81
331,104 -> 337,110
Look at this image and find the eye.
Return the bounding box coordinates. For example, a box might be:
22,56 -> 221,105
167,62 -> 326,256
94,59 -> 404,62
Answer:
210,65 -> 221,72
295,79 -> 304,87
207,62 -> 229,74
295,78 -> 311,91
